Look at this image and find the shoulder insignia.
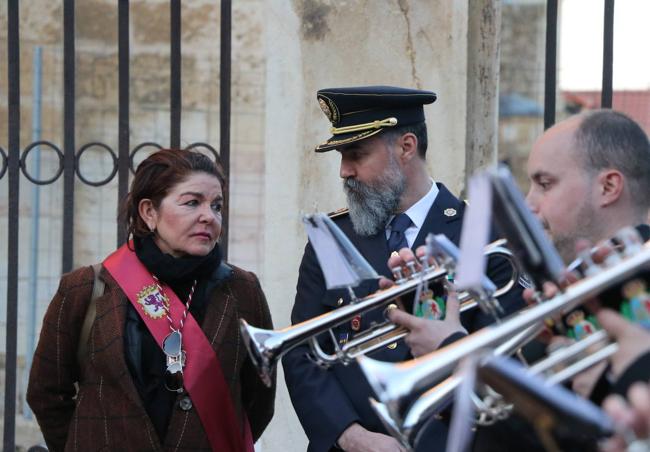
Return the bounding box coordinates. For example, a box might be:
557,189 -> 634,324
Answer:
328,207 -> 349,219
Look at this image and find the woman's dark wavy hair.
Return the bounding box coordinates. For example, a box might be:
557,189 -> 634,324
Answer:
120,148 -> 226,242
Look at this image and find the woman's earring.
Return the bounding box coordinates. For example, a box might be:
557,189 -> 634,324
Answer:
148,224 -> 155,234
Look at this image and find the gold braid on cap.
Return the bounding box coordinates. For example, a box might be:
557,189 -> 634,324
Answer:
330,117 -> 398,135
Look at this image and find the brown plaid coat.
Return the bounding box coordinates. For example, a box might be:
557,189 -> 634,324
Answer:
27,263 -> 275,452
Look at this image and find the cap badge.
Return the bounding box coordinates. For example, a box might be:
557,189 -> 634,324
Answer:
317,95 -> 339,125
318,98 -> 333,123
443,208 -> 457,217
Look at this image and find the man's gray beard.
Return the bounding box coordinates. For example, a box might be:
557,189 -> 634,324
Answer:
343,165 -> 406,237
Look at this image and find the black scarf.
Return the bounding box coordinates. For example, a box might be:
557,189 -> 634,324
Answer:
126,235 -> 223,441
134,234 -> 222,289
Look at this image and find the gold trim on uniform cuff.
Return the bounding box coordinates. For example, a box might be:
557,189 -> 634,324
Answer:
330,117 -> 398,135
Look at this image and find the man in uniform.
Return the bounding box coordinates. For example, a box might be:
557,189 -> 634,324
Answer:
282,86 -> 524,452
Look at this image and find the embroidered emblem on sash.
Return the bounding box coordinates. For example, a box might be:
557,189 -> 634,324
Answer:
137,284 -> 169,319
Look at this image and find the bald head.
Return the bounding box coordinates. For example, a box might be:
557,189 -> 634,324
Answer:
526,110 -> 650,261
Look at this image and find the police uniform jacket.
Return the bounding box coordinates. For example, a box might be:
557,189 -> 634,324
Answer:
283,183 -> 524,452
27,262 -> 275,452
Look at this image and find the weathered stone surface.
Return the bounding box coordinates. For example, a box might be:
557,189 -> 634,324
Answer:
296,0 -> 332,41
131,3 -> 170,46
76,1 -> 118,43
182,2 -> 220,45
18,1 -> 62,44
498,0 -> 546,189
76,51 -> 119,104
465,0 -> 501,182
500,2 -> 546,105
131,53 -> 171,105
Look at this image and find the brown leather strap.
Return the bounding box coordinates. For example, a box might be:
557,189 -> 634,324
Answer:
77,264 -> 104,369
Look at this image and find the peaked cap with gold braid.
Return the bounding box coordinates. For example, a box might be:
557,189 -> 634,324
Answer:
315,85 -> 437,152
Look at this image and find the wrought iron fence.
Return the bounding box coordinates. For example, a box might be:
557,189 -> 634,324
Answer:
543,0 -> 615,129
1,1 -> 232,449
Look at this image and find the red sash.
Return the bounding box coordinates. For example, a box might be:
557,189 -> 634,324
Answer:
104,244 -> 254,452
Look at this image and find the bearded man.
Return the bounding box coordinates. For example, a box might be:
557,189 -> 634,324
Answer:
282,86 -> 524,452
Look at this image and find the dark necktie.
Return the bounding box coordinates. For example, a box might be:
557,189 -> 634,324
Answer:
387,213 -> 412,253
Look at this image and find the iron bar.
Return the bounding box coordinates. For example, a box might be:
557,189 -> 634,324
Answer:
170,0 -> 181,148
4,0 -> 20,448
220,0 -> 232,259
543,0 -> 558,129
601,0 -> 615,108
118,0 -> 130,245
62,0 -> 75,272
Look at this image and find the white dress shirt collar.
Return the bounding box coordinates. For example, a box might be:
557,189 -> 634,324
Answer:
386,180 -> 439,247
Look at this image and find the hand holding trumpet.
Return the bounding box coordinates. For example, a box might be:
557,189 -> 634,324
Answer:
380,246 -> 467,357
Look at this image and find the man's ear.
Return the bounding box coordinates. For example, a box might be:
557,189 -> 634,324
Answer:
396,132 -> 419,162
138,199 -> 158,232
597,169 -> 624,207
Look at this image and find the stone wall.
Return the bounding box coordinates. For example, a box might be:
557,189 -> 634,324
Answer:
499,0 -> 546,106
498,0 -> 547,190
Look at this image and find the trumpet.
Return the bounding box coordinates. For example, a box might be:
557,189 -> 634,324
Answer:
372,327 -> 615,450
370,322 -> 545,449
241,239 -> 520,387
357,238 -> 650,449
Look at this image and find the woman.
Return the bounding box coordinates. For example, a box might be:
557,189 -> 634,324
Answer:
27,149 -> 275,451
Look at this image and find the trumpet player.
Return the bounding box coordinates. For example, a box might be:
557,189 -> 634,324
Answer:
483,111 -> 650,451
384,110 -> 650,451
282,86 -> 525,452
525,110 -> 650,401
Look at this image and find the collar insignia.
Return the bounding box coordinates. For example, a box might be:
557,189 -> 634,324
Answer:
443,208 -> 457,217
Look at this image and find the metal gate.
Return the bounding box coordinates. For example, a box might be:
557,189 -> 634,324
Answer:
2,1 -> 233,449
543,0 -> 615,129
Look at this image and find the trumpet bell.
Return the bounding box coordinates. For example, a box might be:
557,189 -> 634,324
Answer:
357,354 -> 425,419
240,320 -> 278,387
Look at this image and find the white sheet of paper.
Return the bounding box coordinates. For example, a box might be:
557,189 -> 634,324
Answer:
445,357 -> 477,452
303,213 -> 378,290
455,173 -> 493,291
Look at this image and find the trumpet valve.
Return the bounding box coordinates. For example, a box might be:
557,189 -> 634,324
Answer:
577,248 -> 601,277
406,261 -> 419,278
392,267 -> 406,284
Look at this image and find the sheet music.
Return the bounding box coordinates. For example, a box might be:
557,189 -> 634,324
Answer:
303,213 -> 378,290
455,173 -> 493,291
446,357 -> 478,452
